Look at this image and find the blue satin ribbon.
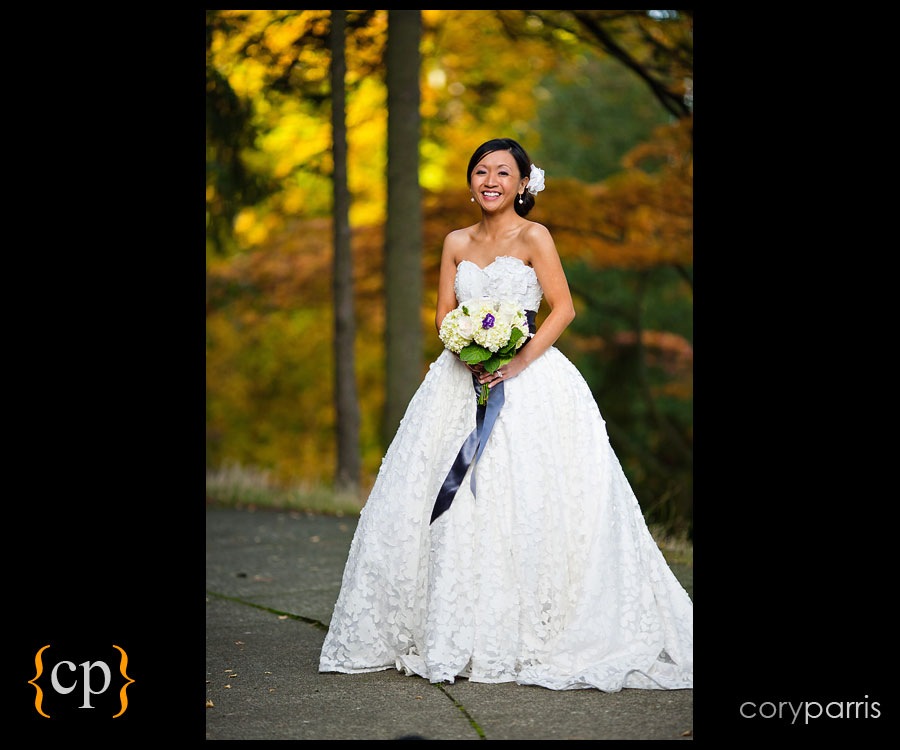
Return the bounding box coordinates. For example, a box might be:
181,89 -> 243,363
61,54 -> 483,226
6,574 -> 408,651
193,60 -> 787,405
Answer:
430,310 -> 536,524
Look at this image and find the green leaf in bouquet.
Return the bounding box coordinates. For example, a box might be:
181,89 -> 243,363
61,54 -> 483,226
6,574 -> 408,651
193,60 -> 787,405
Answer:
460,344 -> 492,365
497,328 -> 525,355
483,353 -> 514,373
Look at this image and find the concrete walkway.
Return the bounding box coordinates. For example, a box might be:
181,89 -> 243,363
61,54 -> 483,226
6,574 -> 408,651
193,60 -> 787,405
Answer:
205,507 -> 694,740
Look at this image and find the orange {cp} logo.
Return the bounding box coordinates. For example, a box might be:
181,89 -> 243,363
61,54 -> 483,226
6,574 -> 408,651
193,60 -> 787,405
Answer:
27,644 -> 135,718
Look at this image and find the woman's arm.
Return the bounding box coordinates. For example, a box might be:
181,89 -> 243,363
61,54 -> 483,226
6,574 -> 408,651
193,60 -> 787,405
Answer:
508,223 -> 575,374
435,230 -> 464,332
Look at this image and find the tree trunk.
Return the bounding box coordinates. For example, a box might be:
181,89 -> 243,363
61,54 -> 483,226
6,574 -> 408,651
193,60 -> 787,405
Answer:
330,9 -> 361,493
383,9 -> 423,445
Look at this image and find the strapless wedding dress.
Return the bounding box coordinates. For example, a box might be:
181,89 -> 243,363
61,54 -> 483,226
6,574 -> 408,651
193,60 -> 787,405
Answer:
318,255 -> 693,691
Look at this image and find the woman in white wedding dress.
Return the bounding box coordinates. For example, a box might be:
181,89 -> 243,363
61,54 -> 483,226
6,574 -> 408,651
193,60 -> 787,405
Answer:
318,138 -> 693,692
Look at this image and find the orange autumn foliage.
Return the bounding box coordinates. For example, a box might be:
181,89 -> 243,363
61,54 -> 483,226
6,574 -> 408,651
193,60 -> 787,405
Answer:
207,117 -> 692,490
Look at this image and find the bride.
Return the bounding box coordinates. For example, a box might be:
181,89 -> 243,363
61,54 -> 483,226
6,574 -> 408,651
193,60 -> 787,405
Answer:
318,137 -> 693,692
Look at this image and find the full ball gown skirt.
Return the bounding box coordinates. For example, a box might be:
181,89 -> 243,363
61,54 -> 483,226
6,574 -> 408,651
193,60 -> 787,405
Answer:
318,256 -> 693,691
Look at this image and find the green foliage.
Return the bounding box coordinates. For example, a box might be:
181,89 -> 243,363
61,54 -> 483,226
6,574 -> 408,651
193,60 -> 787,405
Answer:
562,263 -> 693,535
535,55 -> 673,182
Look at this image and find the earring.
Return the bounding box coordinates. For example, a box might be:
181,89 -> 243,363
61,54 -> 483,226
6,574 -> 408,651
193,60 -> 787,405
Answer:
518,195 -> 524,205
471,197 -> 475,202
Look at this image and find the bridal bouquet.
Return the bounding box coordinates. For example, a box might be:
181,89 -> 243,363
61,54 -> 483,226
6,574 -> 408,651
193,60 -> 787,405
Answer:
439,298 -> 531,405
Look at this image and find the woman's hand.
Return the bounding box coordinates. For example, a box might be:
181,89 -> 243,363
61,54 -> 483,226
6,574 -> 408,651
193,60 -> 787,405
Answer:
474,358 -> 525,387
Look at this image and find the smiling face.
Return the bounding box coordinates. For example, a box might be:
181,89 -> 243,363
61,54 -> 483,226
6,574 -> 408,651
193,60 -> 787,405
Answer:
470,150 -> 528,211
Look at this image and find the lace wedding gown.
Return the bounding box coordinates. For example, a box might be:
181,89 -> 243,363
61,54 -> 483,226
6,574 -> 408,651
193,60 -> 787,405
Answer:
319,255 -> 693,691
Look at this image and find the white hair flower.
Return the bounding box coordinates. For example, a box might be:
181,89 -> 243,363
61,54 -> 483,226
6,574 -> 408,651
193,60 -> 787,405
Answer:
527,164 -> 545,195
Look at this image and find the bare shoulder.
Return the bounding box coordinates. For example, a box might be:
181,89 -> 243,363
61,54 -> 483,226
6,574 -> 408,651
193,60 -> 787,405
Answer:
520,220 -> 557,258
443,226 -> 470,247
444,224 -> 478,242
521,220 -> 552,241
442,224 -> 477,259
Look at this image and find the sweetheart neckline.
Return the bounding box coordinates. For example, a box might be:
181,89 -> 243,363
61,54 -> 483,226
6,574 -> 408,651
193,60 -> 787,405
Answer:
457,256 -> 530,272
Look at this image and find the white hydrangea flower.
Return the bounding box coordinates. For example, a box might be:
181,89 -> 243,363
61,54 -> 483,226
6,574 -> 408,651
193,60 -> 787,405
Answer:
438,307 -> 471,353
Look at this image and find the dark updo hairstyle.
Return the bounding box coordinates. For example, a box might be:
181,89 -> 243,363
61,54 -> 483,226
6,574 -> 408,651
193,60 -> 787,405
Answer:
466,137 -> 536,217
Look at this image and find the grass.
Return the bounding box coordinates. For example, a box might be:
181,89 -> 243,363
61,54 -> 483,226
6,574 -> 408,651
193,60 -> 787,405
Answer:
649,525 -> 693,567
206,462 -> 692,568
206,462 -> 364,517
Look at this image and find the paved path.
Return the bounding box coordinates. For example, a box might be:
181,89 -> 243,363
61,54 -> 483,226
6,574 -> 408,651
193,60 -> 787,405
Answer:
205,507 -> 694,740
